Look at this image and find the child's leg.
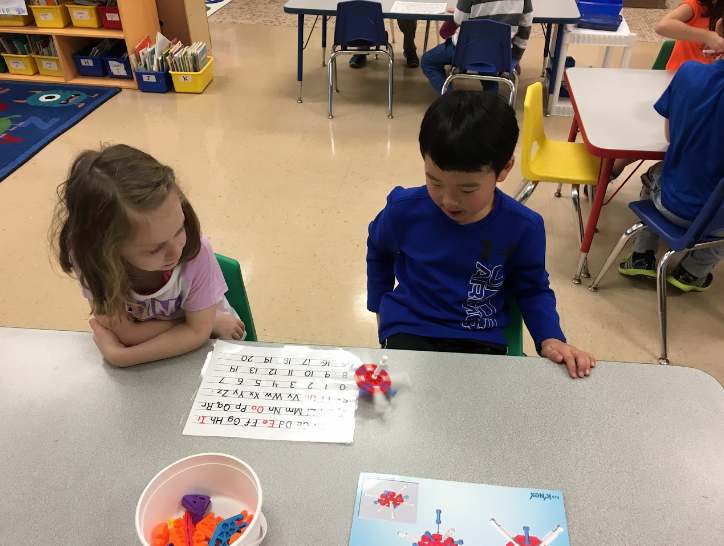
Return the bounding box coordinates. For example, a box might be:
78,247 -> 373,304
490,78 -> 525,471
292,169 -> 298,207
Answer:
397,19 -> 417,55
633,168 -> 661,260
421,39 -> 455,95
678,245 -> 724,278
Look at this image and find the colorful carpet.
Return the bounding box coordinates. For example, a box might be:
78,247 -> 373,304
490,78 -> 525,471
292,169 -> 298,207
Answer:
0,81 -> 120,182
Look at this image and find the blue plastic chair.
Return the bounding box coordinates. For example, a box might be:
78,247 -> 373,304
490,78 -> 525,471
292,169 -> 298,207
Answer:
588,177 -> 724,364
441,19 -> 518,106
327,1 -> 393,119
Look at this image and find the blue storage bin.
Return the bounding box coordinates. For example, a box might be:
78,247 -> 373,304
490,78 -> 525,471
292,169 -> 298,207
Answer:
577,0 -> 623,17
134,69 -> 173,93
578,14 -> 623,31
102,45 -> 133,80
72,46 -> 106,77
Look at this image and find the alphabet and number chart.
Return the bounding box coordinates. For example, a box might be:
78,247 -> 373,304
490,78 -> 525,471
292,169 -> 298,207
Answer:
183,340 -> 362,443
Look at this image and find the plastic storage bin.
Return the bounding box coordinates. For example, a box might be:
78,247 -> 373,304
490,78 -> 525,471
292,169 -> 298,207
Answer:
29,2 -> 71,28
98,6 -> 122,29
33,54 -> 64,77
72,45 -> 106,77
1,53 -> 38,75
134,69 -> 173,93
577,0 -> 623,16
169,56 -> 214,94
102,46 -> 132,79
0,12 -> 34,26
0,55 -> 8,73
67,2 -> 102,28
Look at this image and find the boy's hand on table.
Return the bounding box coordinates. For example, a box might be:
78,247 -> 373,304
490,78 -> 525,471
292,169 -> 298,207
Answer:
213,312 -> 246,340
446,5 -> 455,12
90,318 -> 126,366
541,338 -> 596,379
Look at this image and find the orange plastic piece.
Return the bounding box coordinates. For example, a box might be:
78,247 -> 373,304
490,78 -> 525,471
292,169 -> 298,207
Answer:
193,512 -> 223,546
169,516 -> 187,546
152,522 -> 169,546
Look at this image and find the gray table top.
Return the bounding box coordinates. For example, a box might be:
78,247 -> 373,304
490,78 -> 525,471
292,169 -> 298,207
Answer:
566,68 -> 673,160
283,0 -> 580,23
2,327 -> 724,545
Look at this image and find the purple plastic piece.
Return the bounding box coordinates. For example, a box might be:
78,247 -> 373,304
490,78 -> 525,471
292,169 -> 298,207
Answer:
182,494 -> 211,524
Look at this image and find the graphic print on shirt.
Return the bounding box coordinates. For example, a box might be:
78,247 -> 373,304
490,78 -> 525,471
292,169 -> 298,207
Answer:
127,294 -> 183,321
462,239 -> 516,330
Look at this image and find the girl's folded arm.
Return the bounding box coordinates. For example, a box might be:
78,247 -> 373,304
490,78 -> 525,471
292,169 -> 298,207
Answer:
95,313 -> 183,347
108,305 -> 215,367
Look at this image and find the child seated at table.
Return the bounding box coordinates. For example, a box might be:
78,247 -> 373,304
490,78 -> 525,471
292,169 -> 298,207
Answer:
610,6 -> 724,180
51,144 -> 245,367
656,0 -> 724,71
420,0 -> 532,95
618,50 -> 724,291
366,90 -> 595,379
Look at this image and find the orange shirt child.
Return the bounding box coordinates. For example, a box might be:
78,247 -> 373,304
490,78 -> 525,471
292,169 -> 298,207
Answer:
657,0 -> 724,70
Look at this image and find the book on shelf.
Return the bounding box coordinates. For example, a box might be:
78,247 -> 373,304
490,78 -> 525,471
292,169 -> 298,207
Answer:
0,33 -> 57,56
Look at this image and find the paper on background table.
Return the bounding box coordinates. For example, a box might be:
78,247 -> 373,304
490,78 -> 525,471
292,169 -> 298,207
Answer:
389,1 -> 447,14
0,0 -> 28,15
183,340 -> 362,443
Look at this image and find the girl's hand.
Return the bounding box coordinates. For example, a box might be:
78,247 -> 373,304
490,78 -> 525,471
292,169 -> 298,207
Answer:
213,312 -> 246,340
446,5 -> 455,13
705,30 -> 724,52
89,318 -> 126,365
541,338 -> 596,379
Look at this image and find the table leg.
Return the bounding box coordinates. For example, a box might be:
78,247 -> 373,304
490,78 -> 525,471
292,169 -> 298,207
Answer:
547,24 -> 568,116
423,20 -> 430,53
620,45 -> 633,68
322,15 -> 327,67
542,23 -> 551,77
602,45 -> 613,68
567,117 -> 579,142
297,14 -> 304,103
573,158 -> 614,284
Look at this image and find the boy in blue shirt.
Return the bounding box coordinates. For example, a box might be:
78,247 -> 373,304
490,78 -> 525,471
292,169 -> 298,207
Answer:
619,53 -> 724,291
366,90 -> 595,379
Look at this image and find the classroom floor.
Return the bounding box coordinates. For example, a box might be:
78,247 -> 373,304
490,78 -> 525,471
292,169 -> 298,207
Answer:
1,23 -> 723,385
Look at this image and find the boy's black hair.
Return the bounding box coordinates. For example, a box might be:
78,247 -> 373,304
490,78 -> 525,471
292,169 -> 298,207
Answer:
419,90 -> 519,176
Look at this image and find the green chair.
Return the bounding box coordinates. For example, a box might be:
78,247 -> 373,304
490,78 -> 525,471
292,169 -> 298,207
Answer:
503,298 -> 524,356
215,253 -> 258,342
652,40 -> 675,70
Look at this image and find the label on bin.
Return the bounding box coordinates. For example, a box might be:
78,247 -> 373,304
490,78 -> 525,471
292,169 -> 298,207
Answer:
73,9 -> 90,20
179,75 -> 193,83
108,60 -> 127,76
80,58 -> 93,66
41,60 -> 57,71
106,13 -> 119,21
39,12 -> 53,21
9,60 -> 25,69
142,74 -> 157,83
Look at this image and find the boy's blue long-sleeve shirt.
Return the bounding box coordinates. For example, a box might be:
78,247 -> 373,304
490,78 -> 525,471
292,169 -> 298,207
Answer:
367,186 -> 565,351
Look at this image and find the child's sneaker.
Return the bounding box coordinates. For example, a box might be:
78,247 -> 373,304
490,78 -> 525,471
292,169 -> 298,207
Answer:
667,264 -> 713,292
618,250 -> 656,278
404,51 -> 420,68
349,54 -> 367,68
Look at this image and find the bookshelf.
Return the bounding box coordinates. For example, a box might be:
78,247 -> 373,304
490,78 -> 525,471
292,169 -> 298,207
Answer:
0,0 -> 161,89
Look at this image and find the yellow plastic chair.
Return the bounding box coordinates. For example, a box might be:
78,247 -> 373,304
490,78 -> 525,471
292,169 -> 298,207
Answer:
512,82 -> 602,275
